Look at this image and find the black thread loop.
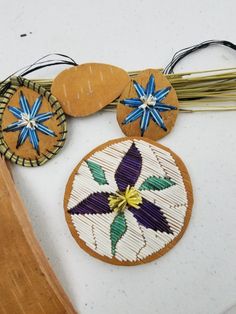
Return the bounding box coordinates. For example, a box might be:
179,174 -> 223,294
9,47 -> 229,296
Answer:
21,53 -> 77,76
163,40 -> 236,74
0,53 -> 78,96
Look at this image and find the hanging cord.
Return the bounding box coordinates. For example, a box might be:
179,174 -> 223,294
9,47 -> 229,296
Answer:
0,53 -> 78,95
163,40 -> 236,74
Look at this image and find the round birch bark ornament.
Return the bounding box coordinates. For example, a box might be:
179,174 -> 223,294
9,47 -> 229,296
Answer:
64,137 -> 193,266
0,77 -> 67,166
117,69 -> 179,140
51,63 -> 130,117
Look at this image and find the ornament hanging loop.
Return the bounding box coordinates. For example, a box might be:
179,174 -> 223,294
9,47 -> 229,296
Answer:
0,53 -> 78,97
163,40 -> 236,74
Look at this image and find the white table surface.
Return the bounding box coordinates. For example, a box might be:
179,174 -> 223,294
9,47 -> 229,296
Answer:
1,1 -> 236,313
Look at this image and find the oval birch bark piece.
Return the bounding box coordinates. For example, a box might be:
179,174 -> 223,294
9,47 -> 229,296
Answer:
64,137 -> 193,266
51,63 -> 130,117
0,77 -> 67,167
117,69 -> 179,140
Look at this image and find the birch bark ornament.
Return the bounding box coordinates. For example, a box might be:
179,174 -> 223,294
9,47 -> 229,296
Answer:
64,137 -> 193,266
0,77 -> 66,166
51,63 -> 130,117
117,69 -> 179,140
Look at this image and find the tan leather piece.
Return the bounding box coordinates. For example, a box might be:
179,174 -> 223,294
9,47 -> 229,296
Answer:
51,63 -> 130,117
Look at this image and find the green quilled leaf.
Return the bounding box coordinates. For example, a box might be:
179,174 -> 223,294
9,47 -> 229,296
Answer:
110,212 -> 127,256
86,160 -> 108,185
139,176 -> 176,191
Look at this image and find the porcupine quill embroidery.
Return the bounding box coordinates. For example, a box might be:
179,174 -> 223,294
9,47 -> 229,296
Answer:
121,74 -> 177,136
0,54 -> 77,166
3,91 -> 56,155
64,138 -> 193,266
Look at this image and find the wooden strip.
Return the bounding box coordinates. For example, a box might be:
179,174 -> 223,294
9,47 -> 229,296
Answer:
0,157 -> 77,313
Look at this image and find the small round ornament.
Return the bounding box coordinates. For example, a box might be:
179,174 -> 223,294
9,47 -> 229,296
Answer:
117,69 -> 179,140
51,63 -> 130,117
64,137 -> 193,266
0,77 -> 67,166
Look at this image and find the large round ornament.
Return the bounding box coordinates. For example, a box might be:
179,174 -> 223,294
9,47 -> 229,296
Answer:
64,137 -> 193,266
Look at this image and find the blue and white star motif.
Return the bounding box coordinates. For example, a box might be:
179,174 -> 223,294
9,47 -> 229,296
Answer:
3,91 -> 56,154
121,74 -> 177,136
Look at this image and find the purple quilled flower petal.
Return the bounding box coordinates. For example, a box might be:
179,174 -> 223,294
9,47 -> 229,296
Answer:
115,142 -> 142,191
129,198 -> 173,234
68,192 -> 111,215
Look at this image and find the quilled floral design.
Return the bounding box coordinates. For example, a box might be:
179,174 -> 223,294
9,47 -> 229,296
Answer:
121,75 -> 177,135
66,138 -> 192,265
3,91 -> 56,154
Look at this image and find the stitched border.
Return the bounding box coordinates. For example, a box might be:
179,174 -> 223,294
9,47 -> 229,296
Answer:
0,77 -> 67,167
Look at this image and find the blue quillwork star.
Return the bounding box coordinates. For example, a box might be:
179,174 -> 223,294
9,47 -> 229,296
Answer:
121,74 -> 177,135
3,91 -> 56,154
